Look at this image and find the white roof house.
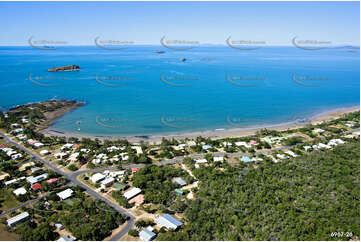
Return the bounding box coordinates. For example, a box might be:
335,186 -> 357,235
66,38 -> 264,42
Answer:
303,145 -> 312,151
13,187 -> 27,196
35,173 -> 48,182
156,213 -> 183,230
57,235 -> 76,242
213,156 -> 224,162
80,148 -> 90,153
26,176 -> 38,184
196,159 -> 207,164
40,150 -> 50,155
11,154 -> 22,160
123,187 -> 142,200
139,229 -> 156,241
61,143 -> 74,150
101,177 -> 115,187
54,152 -> 69,159
284,151 -> 297,157
7,212 -> 29,227
90,173 -> 106,183
276,154 -> 287,159
33,142 -> 44,148
235,141 -> 251,148
5,179 -> 18,186
313,128 -> 325,133
68,153 -> 79,162
318,143 -> 331,149
57,188 -> 73,200
107,146 -> 120,152
92,158 -> 102,165
131,146 -> 143,154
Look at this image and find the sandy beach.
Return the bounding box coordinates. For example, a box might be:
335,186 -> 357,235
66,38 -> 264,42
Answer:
40,105 -> 360,143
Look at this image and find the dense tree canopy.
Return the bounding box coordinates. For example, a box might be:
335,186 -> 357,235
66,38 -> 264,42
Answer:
157,141 -> 360,241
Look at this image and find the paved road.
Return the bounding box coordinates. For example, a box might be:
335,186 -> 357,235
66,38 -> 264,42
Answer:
0,132 -> 295,240
0,192 -> 49,217
0,132 -> 135,241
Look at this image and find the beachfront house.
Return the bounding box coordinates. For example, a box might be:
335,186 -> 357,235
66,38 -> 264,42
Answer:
156,213 -> 183,230
7,212 -> 29,227
139,229 -> 156,241
235,141 -> 251,148
61,143 -> 74,151
131,146 -> 143,154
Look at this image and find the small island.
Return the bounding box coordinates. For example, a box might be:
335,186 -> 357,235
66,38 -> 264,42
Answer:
48,65 -> 80,72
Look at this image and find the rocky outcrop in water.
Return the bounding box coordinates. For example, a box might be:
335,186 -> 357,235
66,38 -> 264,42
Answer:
48,65 -> 80,72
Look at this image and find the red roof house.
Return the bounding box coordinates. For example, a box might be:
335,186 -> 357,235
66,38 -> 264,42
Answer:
32,183 -> 42,191
0,144 -> 8,149
46,178 -> 58,184
131,168 -> 140,173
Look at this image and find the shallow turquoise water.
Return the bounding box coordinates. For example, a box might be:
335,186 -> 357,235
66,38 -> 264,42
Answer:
0,46 -> 359,136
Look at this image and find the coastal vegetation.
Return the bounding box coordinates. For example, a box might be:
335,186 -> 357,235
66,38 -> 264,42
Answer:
156,140 -> 360,241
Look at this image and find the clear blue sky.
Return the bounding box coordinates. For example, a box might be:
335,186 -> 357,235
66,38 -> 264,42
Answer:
0,1 -> 359,46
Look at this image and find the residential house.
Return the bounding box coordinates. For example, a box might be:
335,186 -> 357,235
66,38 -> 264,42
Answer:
7,212 -> 29,227
57,188 -> 73,200
139,229 -> 156,241
123,187 -> 142,200
172,177 -> 187,187
13,187 -> 27,196
90,173 -> 106,183
156,214 -> 183,230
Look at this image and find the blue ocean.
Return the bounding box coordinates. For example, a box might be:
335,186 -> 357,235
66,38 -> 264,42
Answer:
0,46 -> 359,136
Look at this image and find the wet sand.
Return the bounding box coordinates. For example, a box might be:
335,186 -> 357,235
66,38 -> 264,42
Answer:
40,106 -> 360,143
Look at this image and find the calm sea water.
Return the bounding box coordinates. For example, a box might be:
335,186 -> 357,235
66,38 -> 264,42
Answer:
0,46 -> 359,136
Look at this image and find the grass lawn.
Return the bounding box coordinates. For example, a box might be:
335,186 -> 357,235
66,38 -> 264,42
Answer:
0,223 -> 19,241
0,188 -> 21,212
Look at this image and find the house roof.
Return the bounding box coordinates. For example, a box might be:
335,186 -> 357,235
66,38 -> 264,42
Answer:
172,177 -> 187,186
32,183 -> 42,191
57,188 -> 73,200
57,235 -> 76,242
47,178 -> 58,184
241,156 -> 252,163
13,187 -> 27,196
7,212 -> 29,226
131,167 -> 140,172
113,182 -> 127,190
129,194 -> 144,205
156,213 -> 183,229
90,173 -> 105,183
123,187 -> 141,200
139,229 -> 156,241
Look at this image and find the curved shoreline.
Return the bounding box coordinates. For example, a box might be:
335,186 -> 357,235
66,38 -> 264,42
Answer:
41,105 -> 360,143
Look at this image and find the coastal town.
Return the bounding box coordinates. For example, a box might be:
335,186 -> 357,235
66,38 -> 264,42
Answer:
0,100 -> 359,241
